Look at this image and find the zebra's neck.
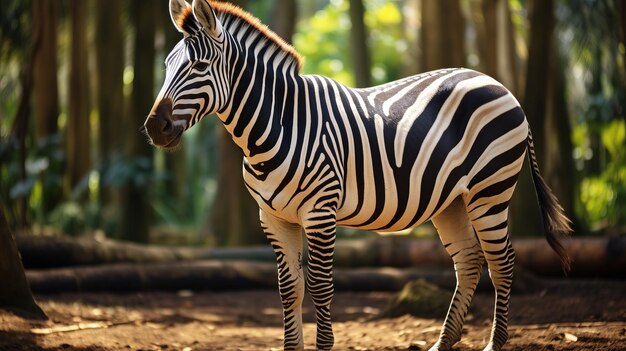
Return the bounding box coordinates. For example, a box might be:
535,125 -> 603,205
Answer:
216,18 -> 304,170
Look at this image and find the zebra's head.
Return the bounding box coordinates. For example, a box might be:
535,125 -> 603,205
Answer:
144,0 -> 229,148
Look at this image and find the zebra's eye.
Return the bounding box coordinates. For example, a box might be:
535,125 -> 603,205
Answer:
192,61 -> 209,71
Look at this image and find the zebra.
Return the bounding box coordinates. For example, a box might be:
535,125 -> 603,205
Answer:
143,1 -> 572,350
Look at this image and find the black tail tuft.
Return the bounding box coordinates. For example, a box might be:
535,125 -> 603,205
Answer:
526,130 -> 573,272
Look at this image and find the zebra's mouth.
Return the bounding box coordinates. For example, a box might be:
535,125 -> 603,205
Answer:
144,98 -> 188,149
162,131 -> 183,149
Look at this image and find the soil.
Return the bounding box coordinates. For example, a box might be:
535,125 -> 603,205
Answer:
0,279 -> 624,351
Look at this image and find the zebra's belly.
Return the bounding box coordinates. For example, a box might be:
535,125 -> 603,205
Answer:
335,166 -> 467,232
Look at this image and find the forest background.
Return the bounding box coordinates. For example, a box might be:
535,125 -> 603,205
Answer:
1,0 -> 624,247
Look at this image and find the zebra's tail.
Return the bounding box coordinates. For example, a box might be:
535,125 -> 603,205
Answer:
526,129 -> 573,272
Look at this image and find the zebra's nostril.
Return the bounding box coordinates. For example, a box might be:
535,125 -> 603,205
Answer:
161,117 -> 172,133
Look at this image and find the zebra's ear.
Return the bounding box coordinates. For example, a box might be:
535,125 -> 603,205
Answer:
169,0 -> 191,34
192,0 -> 223,39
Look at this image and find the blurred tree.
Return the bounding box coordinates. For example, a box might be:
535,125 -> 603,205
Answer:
66,0 -> 91,199
564,0 -> 626,229
9,61 -> 32,229
271,0 -> 295,43
119,0 -> 156,243
32,0 -> 59,141
544,41 -> 576,229
421,0 -> 466,71
95,0 -> 125,234
0,205 -> 46,319
210,0 -> 265,246
32,0 -> 62,214
159,0 -> 189,221
211,127 -> 265,246
510,0 -> 554,236
0,0 -> 33,228
348,0 -> 371,87
472,0 -> 519,94
621,1 -> 626,95
96,0 -> 125,186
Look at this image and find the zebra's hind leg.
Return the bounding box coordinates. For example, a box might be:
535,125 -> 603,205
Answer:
260,210 -> 305,351
467,201 -> 514,351
429,198 -> 484,351
304,209 -> 337,351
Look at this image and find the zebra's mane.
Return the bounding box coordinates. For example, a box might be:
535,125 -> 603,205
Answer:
177,1 -> 303,71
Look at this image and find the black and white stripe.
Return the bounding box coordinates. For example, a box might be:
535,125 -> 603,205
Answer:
148,1 -> 572,351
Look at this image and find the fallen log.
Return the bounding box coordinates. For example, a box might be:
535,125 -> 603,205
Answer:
25,261 -> 460,293
16,234 -> 214,268
369,235 -> 626,277
512,236 -> 626,277
26,260 -> 547,294
17,234 -> 626,277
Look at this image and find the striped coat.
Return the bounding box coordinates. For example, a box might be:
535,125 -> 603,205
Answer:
143,1 -> 572,351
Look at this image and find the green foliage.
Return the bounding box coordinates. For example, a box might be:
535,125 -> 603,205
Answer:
579,120 -> 626,229
559,0 -> 626,233
0,0 -> 624,240
48,202 -> 99,236
0,0 -> 31,60
0,134 -> 65,224
561,0 -> 625,125
151,118 -> 219,229
294,0 -> 406,86
100,155 -> 155,189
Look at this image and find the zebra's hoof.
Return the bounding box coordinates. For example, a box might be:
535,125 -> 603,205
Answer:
427,340 -> 452,351
482,342 -> 502,351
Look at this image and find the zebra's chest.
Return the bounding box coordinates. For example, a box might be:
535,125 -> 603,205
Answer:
242,157 -> 327,224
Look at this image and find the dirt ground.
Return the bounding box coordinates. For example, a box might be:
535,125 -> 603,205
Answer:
1,279 -> 625,351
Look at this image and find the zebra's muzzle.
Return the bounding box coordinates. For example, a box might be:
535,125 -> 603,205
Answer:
144,98 -> 186,149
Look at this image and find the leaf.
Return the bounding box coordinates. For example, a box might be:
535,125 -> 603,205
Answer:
563,332 -> 578,342
9,176 -> 36,199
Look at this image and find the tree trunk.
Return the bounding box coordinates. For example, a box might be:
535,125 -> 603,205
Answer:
32,0 -> 59,140
270,0 -> 296,44
32,0 -> 62,215
523,0 -> 554,168
620,0 -> 626,82
474,0 -> 519,94
510,0 -> 554,237
96,0 -> 124,170
66,0 -> 92,199
10,71 -> 32,230
158,0 -> 190,218
618,0 -> 626,132
348,0 -> 371,87
0,206 -> 46,320
208,0 -> 273,247
119,0 -> 156,243
210,128 -> 265,246
96,0 -> 125,212
495,0 -> 519,94
421,0 -> 466,71
473,0 -> 497,77
544,38 -> 577,231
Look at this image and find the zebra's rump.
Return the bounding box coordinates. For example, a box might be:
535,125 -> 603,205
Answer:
333,68 -> 528,232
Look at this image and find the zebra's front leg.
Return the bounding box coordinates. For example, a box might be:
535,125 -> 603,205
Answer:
260,210 -> 305,351
304,210 -> 337,350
